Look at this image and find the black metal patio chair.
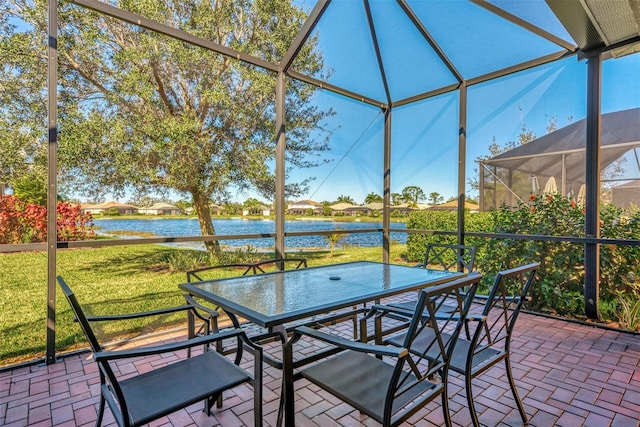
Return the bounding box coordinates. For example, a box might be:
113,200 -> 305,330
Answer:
387,242 -> 476,312
283,274 -> 482,427
385,263 -> 539,427
253,257 -> 308,273
57,276 -> 263,427
186,262 -> 257,282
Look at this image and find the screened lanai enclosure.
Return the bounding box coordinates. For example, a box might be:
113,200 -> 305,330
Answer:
480,107 -> 640,211
1,0 -> 640,365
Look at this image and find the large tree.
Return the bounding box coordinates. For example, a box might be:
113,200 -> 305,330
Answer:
1,0 -> 330,255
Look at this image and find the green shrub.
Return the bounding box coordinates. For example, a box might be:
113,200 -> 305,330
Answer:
406,195 -> 640,323
165,250 -> 209,272
406,210 -> 457,261
214,245 -> 262,265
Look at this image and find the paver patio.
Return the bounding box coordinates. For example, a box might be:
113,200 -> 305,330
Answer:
1,307 -> 639,426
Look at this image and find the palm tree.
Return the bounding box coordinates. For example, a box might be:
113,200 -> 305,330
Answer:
325,228 -> 347,256
428,192 -> 443,206
364,192 -> 383,204
335,195 -> 355,204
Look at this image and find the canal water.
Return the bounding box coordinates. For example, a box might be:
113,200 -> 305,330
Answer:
94,218 -> 407,250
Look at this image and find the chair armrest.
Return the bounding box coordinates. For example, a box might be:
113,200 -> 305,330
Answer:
85,304 -> 193,322
184,294 -> 219,318
94,328 -> 260,361
466,314 -> 488,322
84,298 -> 219,323
294,326 -> 407,358
369,304 -> 415,318
366,303 -> 421,322
472,294 -> 530,303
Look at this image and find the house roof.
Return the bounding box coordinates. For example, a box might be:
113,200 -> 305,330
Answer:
143,203 -> 179,210
85,201 -> 138,209
483,108 -> 640,185
429,200 -> 480,211
289,199 -> 322,207
362,203 -> 383,210
330,203 -> 358,211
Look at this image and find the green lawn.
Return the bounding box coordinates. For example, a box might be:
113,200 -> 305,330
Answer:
0,243 -> 408,366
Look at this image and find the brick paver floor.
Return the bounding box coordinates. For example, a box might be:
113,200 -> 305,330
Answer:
1,307 -> 639,426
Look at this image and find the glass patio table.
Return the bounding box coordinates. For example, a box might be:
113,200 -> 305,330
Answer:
179,261 -> 462,426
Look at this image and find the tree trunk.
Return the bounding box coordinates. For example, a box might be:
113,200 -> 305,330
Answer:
192,190 -> 221,257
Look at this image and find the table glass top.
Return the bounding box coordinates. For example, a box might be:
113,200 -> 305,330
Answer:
184,261 -> 458,319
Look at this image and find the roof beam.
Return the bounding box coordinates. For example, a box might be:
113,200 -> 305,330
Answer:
467,50 -> 574,86
280,0 -> 330,72
397,0 -> 464,83
364,0 -> 392,105
71,0 -> 279,73
472,0 -> 577,52
580,35 -> 640,59
394,83 -> 461,108
286,69 -> 387,108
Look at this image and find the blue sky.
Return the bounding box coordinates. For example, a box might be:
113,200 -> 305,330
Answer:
256,1 -> 640,205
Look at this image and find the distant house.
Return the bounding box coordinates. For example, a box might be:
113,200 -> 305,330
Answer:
207,204 -> 225,215
287,199 -> 323,215
242,205 -> 272,216
389,203 -> 416,215
429,200 -> 480,212
362,202 -> 383,215
138,203 -> 182,215
329,203 -> 364,216
81,201 -> 139,215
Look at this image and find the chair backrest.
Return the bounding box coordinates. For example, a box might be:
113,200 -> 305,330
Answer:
253,258 -> 307,274
472,263 -> 539,357
186,263 -> 256,282
57,276 -> 103,353
423,243 -> 476,274
386,274 -> 482,418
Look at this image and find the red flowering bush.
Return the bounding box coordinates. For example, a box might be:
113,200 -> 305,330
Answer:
0,195 -> 95,244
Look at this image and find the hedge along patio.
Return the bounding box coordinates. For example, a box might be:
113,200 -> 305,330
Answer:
8,0 -> 640,365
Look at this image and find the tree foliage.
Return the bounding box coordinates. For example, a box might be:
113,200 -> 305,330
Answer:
1,0 -> 331,255
335,194 -> 355,204
364,192 -> 382,204
0,1 -> 48,195
400,185 -> 425,206
428,191 -> 443,206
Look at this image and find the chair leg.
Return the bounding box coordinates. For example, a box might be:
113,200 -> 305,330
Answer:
205,392 -> 222,415
440,384 -> 452,427
465,375 -> 481,427
505,356 -> 528,424
96,394 -> 105,427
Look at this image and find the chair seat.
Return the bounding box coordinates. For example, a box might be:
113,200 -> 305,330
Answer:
446,337 -> 505,375
301,350 -> 439,424
387,330 -> 503,376
387,301 -> 417,311
118,351 -> 251,425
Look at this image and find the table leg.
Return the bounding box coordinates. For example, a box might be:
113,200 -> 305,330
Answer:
282,339 -> 295,427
